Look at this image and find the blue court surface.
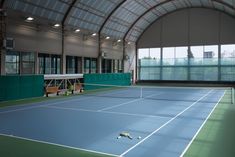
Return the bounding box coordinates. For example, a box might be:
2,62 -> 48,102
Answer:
0,86 -> 227,157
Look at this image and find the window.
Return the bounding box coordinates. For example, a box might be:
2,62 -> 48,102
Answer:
84,58 -> 97,74
21,52 -> 35,74
190,45 -> 218,65
51,55 -> 61,74
91,58 -> 97,73
102,59 -> 112,73
39,53 -> 61,74
189,46 -> 203,65
221,44 -> 235,65
66,56 -> 78,74
118,60 -> 122,72
113,60 -> 119,73
204,45 -> 218,65
162,47 -> 188,65
84,58 -> 90,74
138,48 -> 149,59
175,47 -> 188,65
138,44 -> 234,81
5,51 -> 19,74
150,48 -> 160,59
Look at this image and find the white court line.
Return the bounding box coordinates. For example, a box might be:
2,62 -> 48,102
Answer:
179,90 -> 225,157
98,92 -> 163,112
44,105 -> 167,119
0,95 -> 95,114
0,133 -> 119,157
119,89 -> 214,157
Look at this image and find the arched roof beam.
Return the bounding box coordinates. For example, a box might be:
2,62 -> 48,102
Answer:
123,0 -> 172,42
212,0 -> 235,11
62,0 -> 77,25
98,0 -> 126,35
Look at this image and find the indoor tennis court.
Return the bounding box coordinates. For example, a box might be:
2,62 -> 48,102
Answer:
0,84 -> 233,157
1,0 -> 235,157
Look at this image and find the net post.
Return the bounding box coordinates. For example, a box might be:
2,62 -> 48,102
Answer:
140,87 -> 143,98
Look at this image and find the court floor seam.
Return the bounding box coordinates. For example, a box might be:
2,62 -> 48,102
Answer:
43,105 -> 169,119
0,95 -> 101,114
119,89 -> 214,157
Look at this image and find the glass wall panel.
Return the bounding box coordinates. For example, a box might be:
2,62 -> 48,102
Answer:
139,67 -> 160,80
102,59 -> 112,73
114,60 -> 119,73
204,45 -> 218,65
149,67 -> 161,80
221,67 -> 235,81
190,46 -> 203,65
84,58 -> 90,74
190,67 -> 218,81
5,51 -> 19,74
140,67 -> 149,80
162,67 -> 187,80
175,47 -> 188,65
150,48 -> 161,59
66,56 -> 77,74
45,56 -> 51,74
221,44 -> 235,65
190,45 -> 218,65
84,58 -> 97,74
138,44 -> 234,82
162,47 -> 175,65
138,48 -> 149,59
21,52 -> 35,74
38,55 -> 44,74
91,58 -> 97,73
118,60 -> 123,72
38,53 -> 60,74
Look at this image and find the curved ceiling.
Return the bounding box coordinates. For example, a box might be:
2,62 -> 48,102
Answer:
3,0 -> 235,42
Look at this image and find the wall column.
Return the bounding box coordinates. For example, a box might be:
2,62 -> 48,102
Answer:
61,26 -> 66,74
0,49 -> 5,75
97,34 -> 102,73
34,52 -> 38,74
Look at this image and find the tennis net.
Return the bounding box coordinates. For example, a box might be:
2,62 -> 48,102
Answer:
80,83 -> 234,104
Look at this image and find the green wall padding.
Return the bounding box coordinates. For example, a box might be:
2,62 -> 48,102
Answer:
83,73 -> 131,90
0,75 -> 44,102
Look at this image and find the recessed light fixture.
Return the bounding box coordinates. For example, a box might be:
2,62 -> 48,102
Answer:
54,23 -> 60,27
75,29 -> 80,33
92,33 -> 97,36
128,42 -> 131,45
117,39 -> 121,42
26,17 -> 34,22
105,36 -> 110,40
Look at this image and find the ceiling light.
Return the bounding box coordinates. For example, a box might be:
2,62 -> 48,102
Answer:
54,23 -> 60,27
26,17 -> 34,22
117,39 -> 121,42
75,29 -> 80,33
128,42 -> 131,45
92,33 -> 97,36
105,36 -> 110,40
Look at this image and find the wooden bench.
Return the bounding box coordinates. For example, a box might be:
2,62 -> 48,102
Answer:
46,86 -> 60,97
71,83 -> 83,94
